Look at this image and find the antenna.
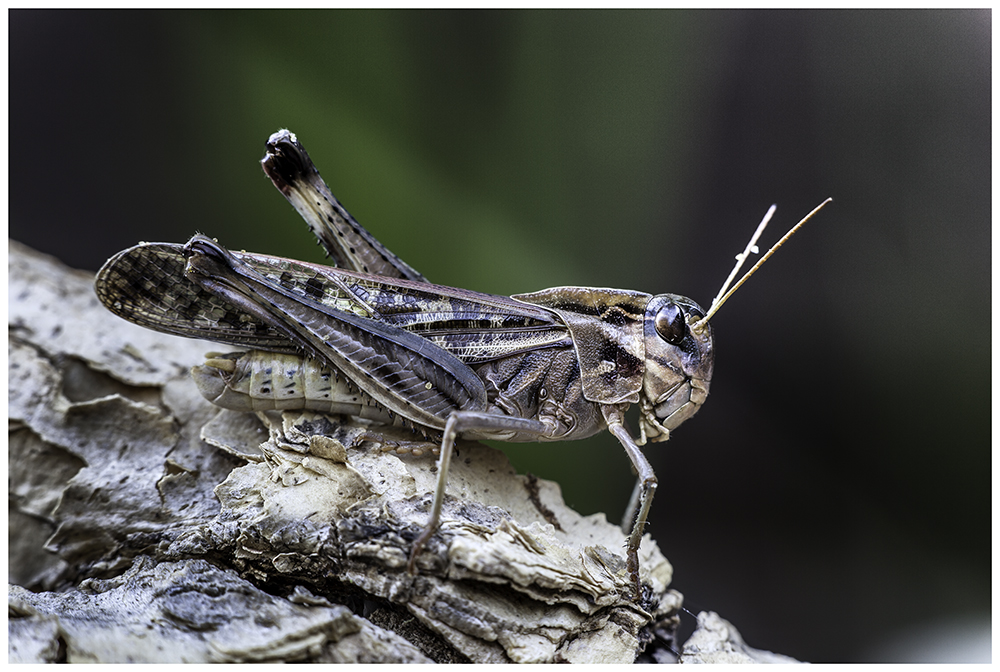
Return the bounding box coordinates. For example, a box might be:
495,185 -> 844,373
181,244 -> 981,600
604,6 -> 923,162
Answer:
691,198 -> 832,334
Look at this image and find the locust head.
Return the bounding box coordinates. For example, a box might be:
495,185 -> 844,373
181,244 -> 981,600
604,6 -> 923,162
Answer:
637,198 -> 832,445
637,294 -> 713,445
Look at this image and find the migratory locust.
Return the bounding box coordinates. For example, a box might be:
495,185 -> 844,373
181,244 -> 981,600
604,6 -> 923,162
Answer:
96,129 -> 829,598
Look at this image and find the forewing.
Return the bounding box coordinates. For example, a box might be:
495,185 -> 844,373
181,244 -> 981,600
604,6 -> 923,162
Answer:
98,241 -> 572,363
96,238 -> 573,425
95,243 -> 300,352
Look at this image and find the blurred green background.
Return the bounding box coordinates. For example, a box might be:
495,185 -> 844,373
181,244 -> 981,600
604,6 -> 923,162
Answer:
10,10 -> 989,662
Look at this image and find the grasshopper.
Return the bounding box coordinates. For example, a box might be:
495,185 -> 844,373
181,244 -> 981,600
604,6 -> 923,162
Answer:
95,129 -> 829,598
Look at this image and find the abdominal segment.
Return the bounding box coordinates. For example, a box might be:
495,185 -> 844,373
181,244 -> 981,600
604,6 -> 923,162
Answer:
192,350 -> 395,424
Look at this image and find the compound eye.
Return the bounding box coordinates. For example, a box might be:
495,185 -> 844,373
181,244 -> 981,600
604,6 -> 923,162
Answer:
654,302 -> 687,345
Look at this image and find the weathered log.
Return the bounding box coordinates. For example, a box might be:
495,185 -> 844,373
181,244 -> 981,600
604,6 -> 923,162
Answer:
8,240 -> 796,663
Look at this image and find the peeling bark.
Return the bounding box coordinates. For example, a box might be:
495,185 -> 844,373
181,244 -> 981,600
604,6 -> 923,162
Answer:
8,240 -> 796,663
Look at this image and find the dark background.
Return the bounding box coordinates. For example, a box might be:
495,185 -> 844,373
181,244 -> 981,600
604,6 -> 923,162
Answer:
10,10 -> 990,662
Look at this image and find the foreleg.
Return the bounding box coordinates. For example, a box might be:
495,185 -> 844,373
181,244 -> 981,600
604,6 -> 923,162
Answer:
602,404 -> 657,600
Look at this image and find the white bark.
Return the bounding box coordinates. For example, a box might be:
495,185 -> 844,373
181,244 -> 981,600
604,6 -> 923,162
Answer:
8,240 -> 796,663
